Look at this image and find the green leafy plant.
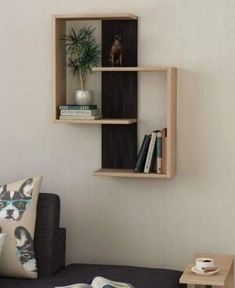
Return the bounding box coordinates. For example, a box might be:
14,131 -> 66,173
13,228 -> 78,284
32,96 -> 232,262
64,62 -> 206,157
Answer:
65,26 -> 101,90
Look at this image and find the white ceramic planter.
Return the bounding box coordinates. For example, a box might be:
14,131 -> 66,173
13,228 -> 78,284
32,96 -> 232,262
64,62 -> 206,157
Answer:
75,89 -> 93,105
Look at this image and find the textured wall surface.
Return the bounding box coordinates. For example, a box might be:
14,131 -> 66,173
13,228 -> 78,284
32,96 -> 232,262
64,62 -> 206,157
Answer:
1,0 -> 235,270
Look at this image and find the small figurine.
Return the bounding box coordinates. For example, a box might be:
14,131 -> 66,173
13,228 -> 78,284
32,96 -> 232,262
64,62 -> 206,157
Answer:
109,34 -> 123,66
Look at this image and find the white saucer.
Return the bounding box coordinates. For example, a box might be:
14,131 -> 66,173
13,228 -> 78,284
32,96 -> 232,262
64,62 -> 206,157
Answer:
191,266 -> 220,276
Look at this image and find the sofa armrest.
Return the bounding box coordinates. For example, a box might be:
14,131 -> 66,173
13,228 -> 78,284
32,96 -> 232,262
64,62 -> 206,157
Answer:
35,227 -> 66,276
34,193 -> 66,276
51,227 -> 66,274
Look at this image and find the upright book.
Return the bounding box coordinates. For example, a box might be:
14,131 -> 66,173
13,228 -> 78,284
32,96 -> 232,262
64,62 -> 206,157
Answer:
161,128 -> 167,174
144,132 -> 157,173
156,130 -> 162,174
55,276 -> 134,288
134,135 -> 151,173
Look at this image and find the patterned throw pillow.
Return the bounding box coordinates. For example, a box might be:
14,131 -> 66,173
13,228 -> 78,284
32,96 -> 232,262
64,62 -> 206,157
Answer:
0,176 -> 42,279
0,233 -> 5,256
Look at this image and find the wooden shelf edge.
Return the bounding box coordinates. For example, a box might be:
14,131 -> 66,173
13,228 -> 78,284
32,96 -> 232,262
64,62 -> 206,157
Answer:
93,169 -> 171,178
92,67 -> 177,72
54,14 -> 138,20
54,118 -> 137,125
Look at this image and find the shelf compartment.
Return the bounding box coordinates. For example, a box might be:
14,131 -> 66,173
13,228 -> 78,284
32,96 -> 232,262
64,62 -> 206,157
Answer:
93,169 -> 170,178
54,118 -> 137,125
97,67 -> 177,178
53,15 -> 138,122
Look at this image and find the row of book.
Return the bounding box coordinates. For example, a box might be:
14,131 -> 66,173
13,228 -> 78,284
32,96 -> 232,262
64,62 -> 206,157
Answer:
59,104 -> 102,120
134,128 -> 167,174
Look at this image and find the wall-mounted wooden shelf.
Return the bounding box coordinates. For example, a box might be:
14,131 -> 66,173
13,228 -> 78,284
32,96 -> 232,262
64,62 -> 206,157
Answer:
93,169 -> 169,178
53,14 -> 177,179
55,118 -> 137,125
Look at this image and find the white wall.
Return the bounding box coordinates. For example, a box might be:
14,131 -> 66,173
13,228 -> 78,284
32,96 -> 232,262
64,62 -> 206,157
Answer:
1,0 -> 235,270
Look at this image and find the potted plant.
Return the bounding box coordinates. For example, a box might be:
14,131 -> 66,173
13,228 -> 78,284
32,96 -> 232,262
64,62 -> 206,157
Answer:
65,26 -> 101,105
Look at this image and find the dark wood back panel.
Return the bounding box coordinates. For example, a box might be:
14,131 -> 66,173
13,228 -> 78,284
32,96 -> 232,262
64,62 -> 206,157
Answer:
102,124 -> 137,169
102,20 -> 137,67
101,20 -> 138,169
102,72 -> 137,118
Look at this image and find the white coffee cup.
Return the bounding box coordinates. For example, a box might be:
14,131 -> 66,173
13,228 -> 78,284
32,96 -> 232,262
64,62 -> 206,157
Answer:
0,233 -> 6,255
195,258 -> 214,271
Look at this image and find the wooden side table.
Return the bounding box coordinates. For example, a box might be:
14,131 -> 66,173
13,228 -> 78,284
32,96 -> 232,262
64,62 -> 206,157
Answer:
180,253 -> 234,288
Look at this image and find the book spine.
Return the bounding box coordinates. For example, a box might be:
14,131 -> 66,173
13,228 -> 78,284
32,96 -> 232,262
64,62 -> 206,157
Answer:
161,128 -> 167,174
144,132 -> 157,173
60,115 -> 102,120
156,131 -> 162,174
134,135 -> 151,173
59,105 -> 97,110
60,109 -> 99,116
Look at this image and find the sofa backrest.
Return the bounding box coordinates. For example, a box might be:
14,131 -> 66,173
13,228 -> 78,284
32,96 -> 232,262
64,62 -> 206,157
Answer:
35,193 -> 61,239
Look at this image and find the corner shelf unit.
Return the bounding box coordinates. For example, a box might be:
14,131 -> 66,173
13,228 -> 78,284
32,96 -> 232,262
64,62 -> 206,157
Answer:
53,14 -> 177,179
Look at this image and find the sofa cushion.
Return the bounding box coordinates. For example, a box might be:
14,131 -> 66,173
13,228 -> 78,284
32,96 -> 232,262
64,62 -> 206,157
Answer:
0,263 -> 185,288
0,177 -> 42,279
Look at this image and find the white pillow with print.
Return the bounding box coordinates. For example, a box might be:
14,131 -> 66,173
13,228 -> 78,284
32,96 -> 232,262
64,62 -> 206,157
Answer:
0,233 -> 6,255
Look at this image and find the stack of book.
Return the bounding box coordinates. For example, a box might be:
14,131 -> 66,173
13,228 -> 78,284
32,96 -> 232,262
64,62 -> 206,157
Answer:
134,128 -> 167,174
59,104 -> 102,120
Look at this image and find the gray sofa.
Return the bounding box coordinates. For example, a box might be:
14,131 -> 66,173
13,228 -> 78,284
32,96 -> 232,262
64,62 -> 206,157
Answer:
0,193 -> 185,288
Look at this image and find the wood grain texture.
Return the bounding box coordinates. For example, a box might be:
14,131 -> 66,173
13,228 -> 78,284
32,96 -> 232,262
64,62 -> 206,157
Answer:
102,72 -> 137,118
180,253 -> 234,287
54,118 -> 137,125
54,14 -> 138,20
166,67 -> 177,177
102,20 -> 137,67
102,124 -> 137,169
93,168 -> 170,178
54,18 -> 66,120
93,67 -> 175,72
224,261 -> 234,288
101,20 -> 138,169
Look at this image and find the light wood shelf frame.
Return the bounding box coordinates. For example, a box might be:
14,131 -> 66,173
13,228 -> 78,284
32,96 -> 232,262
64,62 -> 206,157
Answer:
53,14 -> 177,179
93,169 -> 170,178
55,118 -> 137,125
93,67 -> 177,178
92,67 -> 175,72
53,14 -> 137,21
